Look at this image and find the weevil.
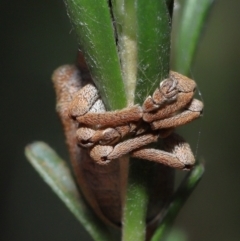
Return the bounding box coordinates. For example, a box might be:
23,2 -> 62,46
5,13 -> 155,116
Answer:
52,54 -> 203,227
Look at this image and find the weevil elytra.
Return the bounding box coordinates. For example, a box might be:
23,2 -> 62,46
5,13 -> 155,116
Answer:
52,54 -> 203,227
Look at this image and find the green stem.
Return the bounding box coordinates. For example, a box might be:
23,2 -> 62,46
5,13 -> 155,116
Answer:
122,160 -> 152,241
115,1 -> 172,240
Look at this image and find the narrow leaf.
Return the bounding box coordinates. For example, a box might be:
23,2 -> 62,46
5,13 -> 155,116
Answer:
150,163 -> 204,241
172,0 -> 214,75
25,142 -> 113,241
135,0 -> 171,104
64,0 -> 127,110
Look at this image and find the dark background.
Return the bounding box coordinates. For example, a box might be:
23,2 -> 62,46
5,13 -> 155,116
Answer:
1,1 -> 240,240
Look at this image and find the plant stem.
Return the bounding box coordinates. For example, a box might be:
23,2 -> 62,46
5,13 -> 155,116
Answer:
122,160 -> 150,241
114,1 -> 172,240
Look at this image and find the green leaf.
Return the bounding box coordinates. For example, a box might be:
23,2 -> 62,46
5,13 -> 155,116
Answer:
25,142 -> 113,241
63,0 -> 127,110
172,0 -> 214,75
135,0 -> 171,104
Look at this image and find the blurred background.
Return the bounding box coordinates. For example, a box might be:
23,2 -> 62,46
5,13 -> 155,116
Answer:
1,0 -> 240,240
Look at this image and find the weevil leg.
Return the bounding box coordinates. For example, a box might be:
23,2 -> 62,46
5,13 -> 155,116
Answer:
142,71 -> 196,113
131,133 -> 195,170
74,105 -> 143,128
76,126 -> 126,147
89,133 -> 159,164
69,83 -> 103,118
151,99 -> 203,130
142,77 -> 178,112
76,123 -> 138,147
143,92 -> 194,123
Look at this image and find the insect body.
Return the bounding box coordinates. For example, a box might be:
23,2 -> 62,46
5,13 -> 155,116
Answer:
52,63 -> 203,226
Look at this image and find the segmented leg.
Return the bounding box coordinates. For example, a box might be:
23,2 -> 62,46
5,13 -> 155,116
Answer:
142,71 -> 196,112
89,133 -> 159,164
88,132 -> 195,170
132,133 -> 195,170
76,124 -> 134,147
143,92 -> 194,123
68,84 -> 142,128
151,99 -> 203,130
75,105 -> 142,128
